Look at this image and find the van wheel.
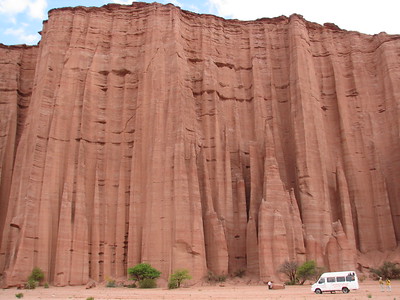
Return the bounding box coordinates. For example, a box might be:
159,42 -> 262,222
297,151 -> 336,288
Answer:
342,287 -> 349,293
315,289 -> 322,294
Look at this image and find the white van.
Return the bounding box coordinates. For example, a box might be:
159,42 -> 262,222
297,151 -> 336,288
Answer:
311,271 -> 359,294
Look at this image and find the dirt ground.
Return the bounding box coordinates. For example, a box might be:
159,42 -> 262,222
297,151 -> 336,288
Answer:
0,280 -> 398,300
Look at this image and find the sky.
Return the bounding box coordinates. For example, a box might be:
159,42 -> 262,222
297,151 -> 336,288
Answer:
0,0 -> 399,45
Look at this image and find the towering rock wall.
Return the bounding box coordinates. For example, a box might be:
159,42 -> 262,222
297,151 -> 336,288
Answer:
0,2 -> 399,286
0,44 -> 38,253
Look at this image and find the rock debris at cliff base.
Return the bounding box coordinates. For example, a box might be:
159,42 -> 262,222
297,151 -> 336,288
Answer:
0,2 -> 400,287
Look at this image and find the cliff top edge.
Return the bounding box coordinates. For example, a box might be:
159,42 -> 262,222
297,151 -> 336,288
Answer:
46,2 -> 359,35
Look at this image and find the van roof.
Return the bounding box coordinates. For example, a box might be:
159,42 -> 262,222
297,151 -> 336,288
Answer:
320,271 -> 356,277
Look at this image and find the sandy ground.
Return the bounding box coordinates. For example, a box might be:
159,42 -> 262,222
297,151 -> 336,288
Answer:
0,280 -> 398,300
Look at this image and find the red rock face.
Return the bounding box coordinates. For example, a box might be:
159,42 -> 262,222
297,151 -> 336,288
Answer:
0,3 -> 399,286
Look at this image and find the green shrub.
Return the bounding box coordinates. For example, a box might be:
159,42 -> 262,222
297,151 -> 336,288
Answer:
124,283 -> 136,288
43,282 -> 49,288
86,297 -> 94,300
217,274 -> 226,282
168,279 -> 178,289
207,271 -> 226,283
370,261 -> 400,279
139,278 -> 157,288
15,293 -> 24,298
28,267 -> 44,283
24,278 -> 38,289
127,263 -> 161,283
279,260 -> 322,285
297,261 -> 317,285
168,269 -> 192,289
106,279 -> 116,287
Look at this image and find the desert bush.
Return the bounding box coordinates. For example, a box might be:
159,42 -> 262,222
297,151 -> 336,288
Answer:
279,260 -> 324,285
168,269 -> 192,289
278,260 -> 298,285
168,279 -> 178,289
15,293 -> 24,298
139,278 -> 157,288
28,267 -> 44,283
370,261 -> 400,279
43,282 -> 49,288
207,270 -> 226,283
217,274 -> 226,282
86,297 -> 94,300
297,260 -> 317,285
128,263 -> 161,283
106,279 -> 116,288
24,278 -> 38,289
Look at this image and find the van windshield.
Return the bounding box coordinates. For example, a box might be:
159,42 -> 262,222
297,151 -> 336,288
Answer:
318,278 -> 325,284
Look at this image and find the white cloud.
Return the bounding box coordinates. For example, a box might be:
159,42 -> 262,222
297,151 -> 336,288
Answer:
0,0 -> 47,19
206,0 -> 400,35
0,0 -> 29,15
207,0 -> 346,20
5,27 -> 40,44
167,0 -> 183,7
187,4 -> 200,14
28,0 -> 47,19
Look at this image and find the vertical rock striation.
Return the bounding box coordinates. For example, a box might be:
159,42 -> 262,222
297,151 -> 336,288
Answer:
0,44 -> 38,281
0,3 -> 399,286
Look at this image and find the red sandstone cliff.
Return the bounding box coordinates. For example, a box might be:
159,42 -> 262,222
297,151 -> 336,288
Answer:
0,2 -> 400,287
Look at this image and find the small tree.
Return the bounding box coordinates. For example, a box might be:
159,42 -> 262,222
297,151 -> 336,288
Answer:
168,269 -> 192,289
25,267 -> 44,289
28,267 -> 44,283
297,260 -> 317,284
127,263 -> 161,284
278,260 -> 298,285
370,261 -> 400,279
24,278 -> 37,289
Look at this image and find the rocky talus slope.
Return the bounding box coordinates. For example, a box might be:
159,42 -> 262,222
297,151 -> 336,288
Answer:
0,2 -> 399,286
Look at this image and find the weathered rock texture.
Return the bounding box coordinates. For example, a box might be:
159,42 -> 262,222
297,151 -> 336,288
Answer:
1,2 -> 400,286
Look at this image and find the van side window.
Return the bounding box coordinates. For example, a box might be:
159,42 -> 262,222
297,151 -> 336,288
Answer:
337,276 -> 345,282
327,277 -> 336,283
318,278 -> 325,284
346,275 -> 355,281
